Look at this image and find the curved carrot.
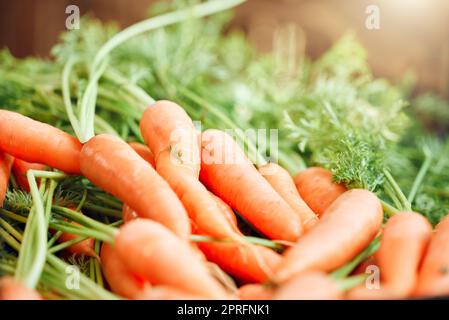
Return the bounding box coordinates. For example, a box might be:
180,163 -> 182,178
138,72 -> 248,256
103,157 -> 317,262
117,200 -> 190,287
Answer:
114,219 -> 229,299
128,142 -> 155,168
140,102 -> 242,241
275,189 -> 383,283
293,167 -> 347,217
100,243 -> 149,299
200,129 -> 302,242
140,100 -> 200,177
0,110 -> 82,174
122,204 -> 138,224
274,272 -> 343,300
80,134 -> 190,240
11,159 -> 47,192
133,286 -> 207,300
238,284 -> 274,300
259,162 -> 318,231
0,151 -> 13,206
414,214 -> 449,298
197,242 -> 282,283
0,276 -> 42,300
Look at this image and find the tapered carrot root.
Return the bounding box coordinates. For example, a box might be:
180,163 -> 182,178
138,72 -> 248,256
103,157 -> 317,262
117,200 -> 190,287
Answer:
274,272 -> 343,300
133,286 -> 207,300
200,129 -> 302,242
122,204 -> 138,224
275,189 -> 383,283
260,162 -> 318,231
140,102 -> 242,241
209,192 -> 239,233
129,142 -> 155,168
100,243 -> 149,299
238,284 -> 274,300
11,159 -> 47,192
197,242 -> 282,283
114,219 -> 229,299
0,276 -> 42,300
0,151 -> 13,206
80,134 -> 190,240
414,214 -> 449,298
0,110 -> 82,174
293,167 -> 347,217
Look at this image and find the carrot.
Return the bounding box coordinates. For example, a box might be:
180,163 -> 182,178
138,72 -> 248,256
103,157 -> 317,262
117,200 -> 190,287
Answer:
128,142 -> 155,168
347,212 -> 432,300
0,110 -> 82,174
100,243 -> 149,299
133,286 -> 207,300
0,276 -> 42,300
377,212 -> 432,297
114,219 -> 229,299
238,284 -> 274,300
197,242 -> 282,283
11,158 -> 47,192
259,162 -> 318,231
293,167 -> 347,217
139,100 -> 200,177
80,134 -> 190,240
0,151 -> 13,206
274,272 -> 343,300
140,102 -> 242,241
200,129 -> 302,241
122,204 -> 138,224
275,189 -> 383,283
414,214 -> 449,298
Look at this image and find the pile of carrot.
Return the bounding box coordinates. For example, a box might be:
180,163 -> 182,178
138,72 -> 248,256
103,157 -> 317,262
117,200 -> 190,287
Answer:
0,101 -> 448,301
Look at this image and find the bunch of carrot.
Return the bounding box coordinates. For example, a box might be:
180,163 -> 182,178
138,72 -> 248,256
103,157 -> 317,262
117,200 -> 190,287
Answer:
1,99 -> 448,301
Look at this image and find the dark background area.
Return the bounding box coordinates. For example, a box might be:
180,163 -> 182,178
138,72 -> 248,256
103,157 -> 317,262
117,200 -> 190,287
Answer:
1,0 -> 448,98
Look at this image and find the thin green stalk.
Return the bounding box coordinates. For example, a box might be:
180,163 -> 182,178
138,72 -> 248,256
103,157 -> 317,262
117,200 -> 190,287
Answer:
82,203 -> 122,218
384,169 -> 411,211
189,234 -> 283,251
338,274 -> 369,291
47,231 -> 63,248
48,235 -> 89,254
0,226 -> 21,251
52,205 -> 118,238
0,209 -> 27,223
62,57 -> 81,138
381,200 -> 399,217
0,217 -> 23,242
49,221 -> 114,243
408,150 -> 432,204
94,240 -> 103,287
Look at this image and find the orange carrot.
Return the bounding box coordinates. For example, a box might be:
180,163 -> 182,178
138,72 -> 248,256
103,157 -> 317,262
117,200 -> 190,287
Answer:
377,212 -> 432,297
197,242 -> 282,283
128,142 -> 155,168
0,276 -> 42,300
140,102 -> 242,241
200,129 -> 302,242
133,286 -> 207,300
100,243 -> 149,299
114,219 -> 229,299
275,189 -> 383,283
348,212 -> 432,300
0,110 -> 82,174
140,100 -> 200,177
122,204 -> 138,224
11,158 -> 47,192
293,167 -> 347,217
259,162 -> 318,231
0,151 -> 13,206
80,134 -> 190,240
274,272 -> 343,300
414,214 -> 449,298
238,284 -> 274,300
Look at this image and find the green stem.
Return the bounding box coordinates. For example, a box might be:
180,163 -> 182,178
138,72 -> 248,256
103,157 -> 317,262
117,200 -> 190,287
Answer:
82,203 -> 122,218
408,150 -> 432,204
62,57 -> 81,138
189,234 -> 283,251
48,235 -> 89,254
384,169 -> 411,211
338,274 -> 369,291
0,217 -> 23,241
0,208 -> 27,223
381,200 -> 399,217
49,221 -> 113,243
0,226 -> 21,251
